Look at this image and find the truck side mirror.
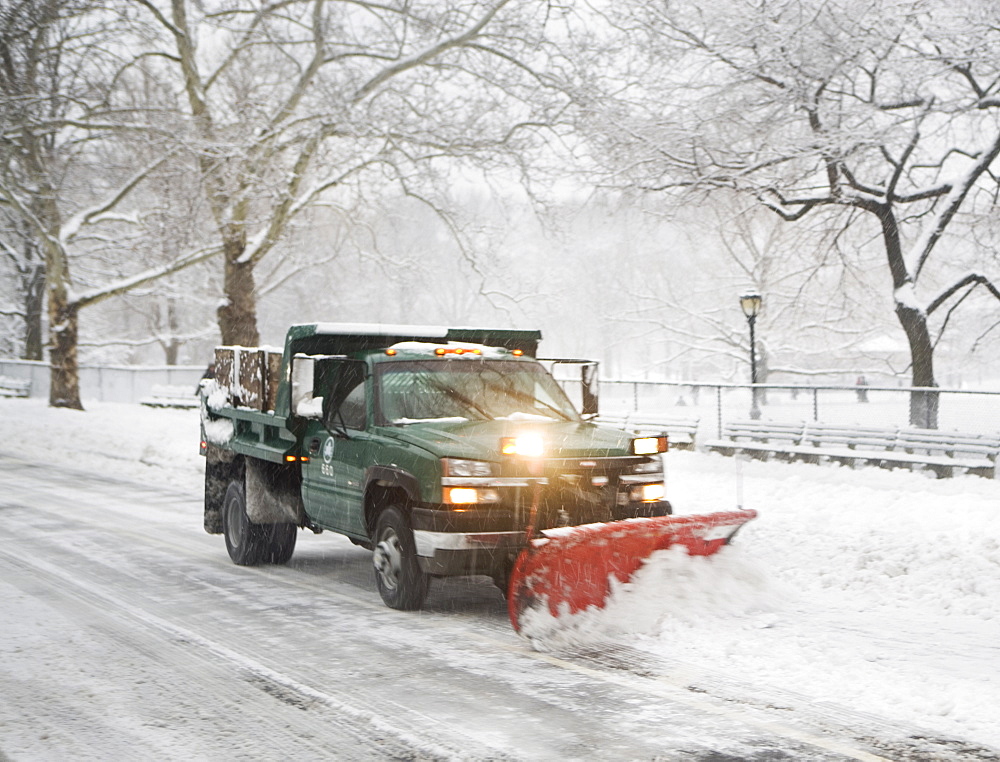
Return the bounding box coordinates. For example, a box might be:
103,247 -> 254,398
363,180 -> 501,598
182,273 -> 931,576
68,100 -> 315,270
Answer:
580,362 -> 599,418
543,358 -> 600,418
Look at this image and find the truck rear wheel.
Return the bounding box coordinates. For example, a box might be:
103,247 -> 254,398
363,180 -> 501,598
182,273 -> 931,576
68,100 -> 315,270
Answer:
265,521 -> 297,565
222,480 -> 297,566
372,506 -> 428,610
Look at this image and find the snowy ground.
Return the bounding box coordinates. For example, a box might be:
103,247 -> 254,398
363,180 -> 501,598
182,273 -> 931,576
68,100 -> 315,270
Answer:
2,399 -> 998,756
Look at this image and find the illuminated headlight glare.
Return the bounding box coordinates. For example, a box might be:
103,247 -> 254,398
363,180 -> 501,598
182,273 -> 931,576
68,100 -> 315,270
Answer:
500,433 -> 544,458
633,436 -> 667,455
443,458 -> 495,477
631,483 -> 665,502
445,487 -> 500,505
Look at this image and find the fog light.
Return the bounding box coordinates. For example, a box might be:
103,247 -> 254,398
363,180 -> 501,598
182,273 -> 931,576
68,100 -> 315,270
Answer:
446,487 -> 479,504
445,487 -> 500,505
632,483 -> 665,502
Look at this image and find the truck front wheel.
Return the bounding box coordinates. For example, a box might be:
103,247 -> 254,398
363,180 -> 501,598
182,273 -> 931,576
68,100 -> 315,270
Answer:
372,506 -> 429,610
222,480 -> 297,566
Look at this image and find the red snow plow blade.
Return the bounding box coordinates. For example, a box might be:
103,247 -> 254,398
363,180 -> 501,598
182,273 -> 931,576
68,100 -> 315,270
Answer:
507,509 -> 757,632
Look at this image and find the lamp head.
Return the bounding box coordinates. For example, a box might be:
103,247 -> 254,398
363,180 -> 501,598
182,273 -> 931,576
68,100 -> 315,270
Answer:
740,293 -> 762,319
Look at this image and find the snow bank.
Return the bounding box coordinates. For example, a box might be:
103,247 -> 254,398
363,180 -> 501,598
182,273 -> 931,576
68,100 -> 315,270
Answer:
0,399 -> 203,490
1,399 -> 997,749
523,451 -> 1000,749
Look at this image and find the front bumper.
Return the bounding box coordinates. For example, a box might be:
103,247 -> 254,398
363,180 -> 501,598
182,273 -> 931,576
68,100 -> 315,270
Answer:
413,529 -> 526,575
409,453 -> 670,576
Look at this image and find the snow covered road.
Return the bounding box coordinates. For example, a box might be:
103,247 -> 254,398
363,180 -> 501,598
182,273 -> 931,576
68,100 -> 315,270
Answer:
1,400 -> 998,760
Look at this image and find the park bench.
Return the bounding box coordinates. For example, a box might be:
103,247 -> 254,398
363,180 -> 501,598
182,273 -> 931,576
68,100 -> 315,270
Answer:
882,429 -> 1000,479
0,376 -> 31,398
703,420 -> 805,459
596,413 -> 700,450
790,422 -> 900,465
706,419 -> 1000,479
139,384 -> 200,409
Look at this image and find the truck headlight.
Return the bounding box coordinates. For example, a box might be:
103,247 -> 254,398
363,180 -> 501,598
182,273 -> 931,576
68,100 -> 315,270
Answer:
442,458 -> 496,477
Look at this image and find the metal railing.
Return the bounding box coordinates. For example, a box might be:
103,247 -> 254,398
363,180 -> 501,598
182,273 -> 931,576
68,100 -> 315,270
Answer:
0,358 -> 204,404
599,380 -> 1000,439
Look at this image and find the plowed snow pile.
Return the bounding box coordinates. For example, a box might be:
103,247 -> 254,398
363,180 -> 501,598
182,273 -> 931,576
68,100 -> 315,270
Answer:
521,449 -> 1000,749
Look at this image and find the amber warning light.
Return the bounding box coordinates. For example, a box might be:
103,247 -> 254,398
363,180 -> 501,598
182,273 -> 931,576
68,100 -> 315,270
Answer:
632,436 -> 668,455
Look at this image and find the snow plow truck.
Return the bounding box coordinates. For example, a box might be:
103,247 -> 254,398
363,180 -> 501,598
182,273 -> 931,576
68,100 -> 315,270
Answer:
199,324 -> 755,630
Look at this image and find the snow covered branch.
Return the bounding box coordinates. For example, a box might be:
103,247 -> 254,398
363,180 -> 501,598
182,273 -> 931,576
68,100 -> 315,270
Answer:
72,244 -> 224,310
60,152 -> 175,246
926,273 -> 1000,317
351,0 -> 513,103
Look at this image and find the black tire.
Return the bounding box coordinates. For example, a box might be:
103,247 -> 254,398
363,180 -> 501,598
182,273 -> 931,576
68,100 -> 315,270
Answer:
263,521 -> 297,565
372,506 -> 429,610
222,480 -> 297,565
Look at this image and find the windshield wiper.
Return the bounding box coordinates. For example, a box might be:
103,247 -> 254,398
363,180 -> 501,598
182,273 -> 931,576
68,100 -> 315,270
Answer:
424,378 -> 494,421
481,381 -> 575,422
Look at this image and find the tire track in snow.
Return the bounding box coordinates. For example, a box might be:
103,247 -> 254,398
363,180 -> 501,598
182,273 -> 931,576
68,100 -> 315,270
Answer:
2,453 -> 981,760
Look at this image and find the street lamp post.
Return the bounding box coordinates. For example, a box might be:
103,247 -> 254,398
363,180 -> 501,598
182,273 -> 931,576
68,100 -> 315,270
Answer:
740,293 -> 762,420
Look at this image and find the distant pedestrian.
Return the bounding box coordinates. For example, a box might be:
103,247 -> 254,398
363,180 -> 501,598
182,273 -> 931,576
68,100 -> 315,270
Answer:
856,375 -> 869,403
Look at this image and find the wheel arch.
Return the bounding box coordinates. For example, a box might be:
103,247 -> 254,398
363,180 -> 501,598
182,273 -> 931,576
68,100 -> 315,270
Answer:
363,465 -> 420,540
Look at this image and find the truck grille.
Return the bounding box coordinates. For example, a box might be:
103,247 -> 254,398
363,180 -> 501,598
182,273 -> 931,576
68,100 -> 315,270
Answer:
531,457 -> 635,529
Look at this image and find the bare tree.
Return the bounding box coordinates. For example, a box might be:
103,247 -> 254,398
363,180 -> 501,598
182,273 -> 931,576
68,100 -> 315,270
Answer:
0,214 -> 45,360
573,0 -> 1000,426
132,0 -> 563,348
0,0 -> 224,407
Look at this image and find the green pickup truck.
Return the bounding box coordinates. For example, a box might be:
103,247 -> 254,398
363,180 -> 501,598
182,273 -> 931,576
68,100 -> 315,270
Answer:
200,323 -> 670,611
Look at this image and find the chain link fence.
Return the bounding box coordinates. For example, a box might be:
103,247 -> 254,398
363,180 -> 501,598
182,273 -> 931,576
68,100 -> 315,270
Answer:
600,380 -> 1000,439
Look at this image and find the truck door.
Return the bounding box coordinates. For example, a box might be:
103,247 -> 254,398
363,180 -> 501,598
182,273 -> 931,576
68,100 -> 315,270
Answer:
301,359 -> 371,537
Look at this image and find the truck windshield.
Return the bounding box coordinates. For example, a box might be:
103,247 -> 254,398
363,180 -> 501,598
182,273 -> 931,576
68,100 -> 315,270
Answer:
376,360 -> 581,425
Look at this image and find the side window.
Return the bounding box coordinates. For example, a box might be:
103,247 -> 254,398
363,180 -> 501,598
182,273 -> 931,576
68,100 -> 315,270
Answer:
338,381 -> 367,430
321,360 -> 367,430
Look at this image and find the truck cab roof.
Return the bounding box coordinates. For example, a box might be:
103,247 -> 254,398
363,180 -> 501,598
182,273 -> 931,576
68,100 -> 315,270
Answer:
284,323 -> 541,359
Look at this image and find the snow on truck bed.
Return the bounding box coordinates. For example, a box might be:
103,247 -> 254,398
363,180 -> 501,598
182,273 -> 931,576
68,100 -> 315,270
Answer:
1,398 -> 998,751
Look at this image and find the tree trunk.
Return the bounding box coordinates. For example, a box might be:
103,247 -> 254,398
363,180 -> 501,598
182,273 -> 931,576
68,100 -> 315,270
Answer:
164,298 -> 181,365
872,202 -> 938,428
23,260 -> 45,361
48,291 -> 82,410
216,239 -> 260,347
896,303 -> 938,429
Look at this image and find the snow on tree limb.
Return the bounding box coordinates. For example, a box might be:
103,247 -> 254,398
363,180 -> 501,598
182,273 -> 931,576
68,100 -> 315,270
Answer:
926,273 -> 1000,317
351,0 -> 513,103
60,152 -> 175,246
71,245 -> 224,310
909,129 -> 1000,280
